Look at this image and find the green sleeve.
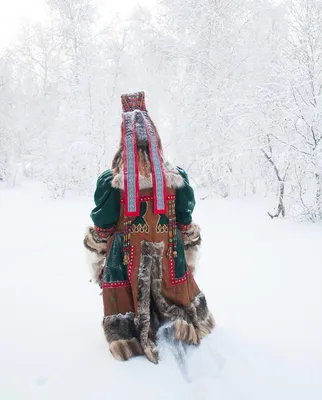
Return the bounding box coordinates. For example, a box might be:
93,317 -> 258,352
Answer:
90,169 -> 120,229
175,167 -> 196,226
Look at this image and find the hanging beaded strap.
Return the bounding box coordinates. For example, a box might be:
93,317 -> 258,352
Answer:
123,216 -> 132,265
141,110 -> 167,215
122,111 -> 140,217
167,198 -> 178,259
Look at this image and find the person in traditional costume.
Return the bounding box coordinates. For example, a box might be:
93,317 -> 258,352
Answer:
84,92 -> 214,364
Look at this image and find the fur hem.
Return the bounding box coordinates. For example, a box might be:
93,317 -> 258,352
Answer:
101,243 -> 214,363
112,162 -> 184,190
199,312 -> 215,338
103,312 -> 136,343
109,338 -> 144,361
103,313 -> 147,362
142,339 -> 159,364
174,319 -> 201,345
193,293 -> 215,337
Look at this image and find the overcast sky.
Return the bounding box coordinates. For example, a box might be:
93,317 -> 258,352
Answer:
0,0 -> 155,50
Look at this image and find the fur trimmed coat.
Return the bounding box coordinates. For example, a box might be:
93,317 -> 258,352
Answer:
84,165 -> 214,363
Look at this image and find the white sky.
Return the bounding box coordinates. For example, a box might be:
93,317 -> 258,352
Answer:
0,0 -> 155,50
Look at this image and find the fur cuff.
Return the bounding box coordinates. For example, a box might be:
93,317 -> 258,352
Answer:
83,226 -> 109,254
180,223 -> 201,275
84,227 -> 108,284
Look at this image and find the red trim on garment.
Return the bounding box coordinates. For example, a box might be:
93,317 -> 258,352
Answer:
120,195 -> 175,204
127,246 -> 135,283
177,223 -> 192,232
169,257 -> 189,285
102,280 -> 131,289
94,225 -> 115,238
102,246 -> 134,288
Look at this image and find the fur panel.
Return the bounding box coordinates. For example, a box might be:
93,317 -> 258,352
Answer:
137,241 -> 153,348
85,248 -> 105,284
142,339 -> 159,364
193,292 -> 209,320
148,240 -> 212,345
150,244 -> 187,321
174,319 -> 200,345
163,161 -> 185,188
112,162 -> 184,190
103,312 -> 136,343
198,313 -> 215,338
83,226 -> 108,254
136,241 -> 164,364
181,223 -> 201,245
192,293 -> 215,337
184,244 -> 200,276
151,254 -> 215,343
84,227 -> 108,284
109,338 -> 144,361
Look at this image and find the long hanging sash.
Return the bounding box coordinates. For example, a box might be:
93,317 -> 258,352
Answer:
141,111 -> 167,214
122,112 -> 140,217
123,110 -> 167,216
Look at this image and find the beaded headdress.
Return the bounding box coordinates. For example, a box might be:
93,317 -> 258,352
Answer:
121,92 -> 167,217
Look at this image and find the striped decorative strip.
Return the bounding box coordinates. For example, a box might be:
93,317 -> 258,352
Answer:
122,112 -> 140,217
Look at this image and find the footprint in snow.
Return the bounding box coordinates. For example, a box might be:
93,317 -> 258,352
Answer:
35,376 -> 48,387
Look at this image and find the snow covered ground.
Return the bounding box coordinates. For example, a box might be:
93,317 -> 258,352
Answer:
1,182 -> 322,400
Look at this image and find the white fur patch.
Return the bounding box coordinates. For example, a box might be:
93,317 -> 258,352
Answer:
85,247 -> 105,284
112,162 -> 184,190
185,245 -> 200,275
85,247 -> 104,264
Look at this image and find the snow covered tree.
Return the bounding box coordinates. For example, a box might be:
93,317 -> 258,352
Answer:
0,0 -> 321,220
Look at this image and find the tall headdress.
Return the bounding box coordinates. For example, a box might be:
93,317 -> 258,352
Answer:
121,91 -> 167,216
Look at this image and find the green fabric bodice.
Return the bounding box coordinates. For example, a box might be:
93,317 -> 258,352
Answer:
90,167 -> 196,284
90,167 -> 195,230
90,170 -> 120,229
